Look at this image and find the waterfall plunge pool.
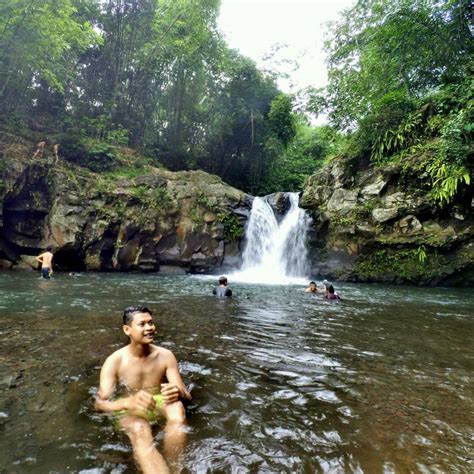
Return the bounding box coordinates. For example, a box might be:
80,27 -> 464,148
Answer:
1,271 -> 473,472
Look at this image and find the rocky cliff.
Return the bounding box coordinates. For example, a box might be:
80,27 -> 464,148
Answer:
0,133 -> 252,273
301,155 -> 473,286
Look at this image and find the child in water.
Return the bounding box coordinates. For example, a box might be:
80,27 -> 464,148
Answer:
95,305 -> 191,474
325,284 -> 341,300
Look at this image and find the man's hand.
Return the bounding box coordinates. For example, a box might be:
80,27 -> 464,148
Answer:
161,383 -> 192,404
125,390 -> 156,413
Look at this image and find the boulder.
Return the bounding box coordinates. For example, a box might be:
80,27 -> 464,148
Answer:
327,189 -> 359,213
396,215 -> 423,235
361,174 -> 388,197
372,207 -> 398,223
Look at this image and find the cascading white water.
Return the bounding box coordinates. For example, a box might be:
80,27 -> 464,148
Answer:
232,193 -> 311,284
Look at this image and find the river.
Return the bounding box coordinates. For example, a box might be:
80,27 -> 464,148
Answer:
0,271 -> 473,472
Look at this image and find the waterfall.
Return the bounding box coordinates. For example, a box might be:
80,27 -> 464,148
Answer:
232,193 -> 311,284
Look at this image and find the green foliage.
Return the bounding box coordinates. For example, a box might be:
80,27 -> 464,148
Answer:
196,191 -> 213,210
267,94 -> 297,147
217,212 -> 243,241
427,106 -> 472,204
131,184 -> 171,209
428,161 -> 471,204
313,0 -> 472,131
415,245 -> 427,263
84,142 -> 120,172
355,247 -> 441,282
106,127 -> 129,147
0,0 -> 342,193
331,202 -> 373,228
0,0 -> 99,112
131,185 -> 149,200
262,123 -> 338,193
371,108 -> 423,163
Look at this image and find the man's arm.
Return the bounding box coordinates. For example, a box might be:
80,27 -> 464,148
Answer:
162,351 -> 191,404
94,355 -> 126,412
35,252 -> 45,264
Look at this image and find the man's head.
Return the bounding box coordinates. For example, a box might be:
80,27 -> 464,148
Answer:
46,245 -> 53,252
218,276 -> 228,286
122,305 -> 155,343
328,285 -> 335,294
123,305 -> 152,325
309,281 -> 317,288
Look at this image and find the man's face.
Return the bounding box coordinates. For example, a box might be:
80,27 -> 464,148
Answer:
123,312 -> 156,344
310,283 -> 316,291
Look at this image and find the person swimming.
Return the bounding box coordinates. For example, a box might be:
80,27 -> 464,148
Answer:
304,281 -> 322,293
324,284 -> 341,300
213,276 -> 232,298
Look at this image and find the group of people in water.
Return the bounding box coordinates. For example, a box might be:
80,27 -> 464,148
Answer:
34,245 -> 340,473
304,280 -> 341,300
211,275 -> 340,300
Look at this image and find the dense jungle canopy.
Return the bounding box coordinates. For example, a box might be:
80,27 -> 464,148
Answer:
0,0 -> 472,198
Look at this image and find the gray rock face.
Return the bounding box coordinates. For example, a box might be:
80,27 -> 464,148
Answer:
265,192 -> 291,218
0,149 -> 251,274
327,189 -> 359,213
396,215 -> 423,235
372,207 -> 398,223
300,154 -> 474,286
361,174 -> 388,196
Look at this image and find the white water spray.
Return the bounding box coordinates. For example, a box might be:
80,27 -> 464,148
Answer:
232,193 -> 311,284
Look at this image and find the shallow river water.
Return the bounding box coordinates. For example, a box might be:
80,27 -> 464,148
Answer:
0,271 -> 473,473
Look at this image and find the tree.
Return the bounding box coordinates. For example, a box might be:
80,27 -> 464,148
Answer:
310,0 -> 473,131
0,0 -> 99,118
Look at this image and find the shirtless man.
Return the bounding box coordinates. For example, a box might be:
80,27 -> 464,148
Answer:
35,245 -> 54,279
53,143 -> 60,163
95,305 -> 191,474
304,281 -> 321,293
212,275 -> 232,298
32,140 -> 46,159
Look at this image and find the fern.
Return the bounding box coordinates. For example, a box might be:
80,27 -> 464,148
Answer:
371,110 -> 423,162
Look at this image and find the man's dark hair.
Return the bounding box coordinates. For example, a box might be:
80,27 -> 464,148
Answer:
328,285 -> 335,294
309,281 -> 316,285
218,276 -> 228,286
123,305 -> 152,326
46,245 -> 53,252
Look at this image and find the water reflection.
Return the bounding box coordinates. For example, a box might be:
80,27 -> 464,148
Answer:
0,271 -> 473,472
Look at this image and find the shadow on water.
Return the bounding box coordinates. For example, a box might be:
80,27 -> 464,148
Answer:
0,271 -> 473,472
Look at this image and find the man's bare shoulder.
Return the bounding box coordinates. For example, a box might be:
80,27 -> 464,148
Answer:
151,345 -> 177,361
103,346 -> 128,366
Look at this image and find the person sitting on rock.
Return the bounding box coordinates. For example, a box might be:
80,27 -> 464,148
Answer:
304,281 -> 321,293
324,284 -> 341,300
213,276 -> 232,298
